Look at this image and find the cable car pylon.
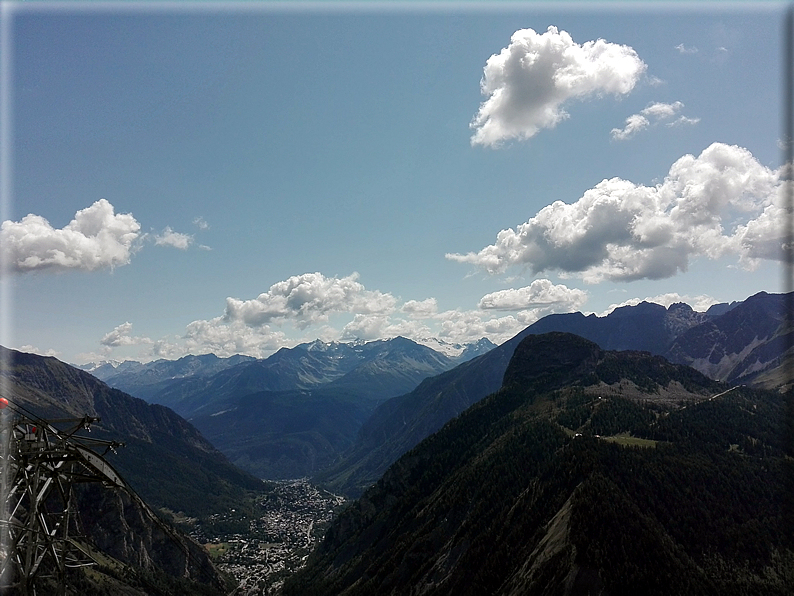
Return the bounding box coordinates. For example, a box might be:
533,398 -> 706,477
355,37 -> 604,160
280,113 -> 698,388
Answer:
0,396 -> 125,595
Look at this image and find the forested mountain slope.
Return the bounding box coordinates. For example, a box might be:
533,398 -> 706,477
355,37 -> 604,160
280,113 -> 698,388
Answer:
288,333 -> 792,596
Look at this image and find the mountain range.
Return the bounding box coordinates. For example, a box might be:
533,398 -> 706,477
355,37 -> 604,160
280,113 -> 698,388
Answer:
86,336 -> 493,479
283,332 -> 792,595
3,289 -> 791,593
79,291 -> 792,490
86,336 -> 495,419
81,352 -> 256,404
186,337 -> 473,479
318,290 -> 791,496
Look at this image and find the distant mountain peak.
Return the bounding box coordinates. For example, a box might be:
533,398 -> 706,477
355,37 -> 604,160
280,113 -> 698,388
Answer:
75,359 -> 126,371
609,300 -> 666,317
412,336 -> 496,361
667,301 -> 694,313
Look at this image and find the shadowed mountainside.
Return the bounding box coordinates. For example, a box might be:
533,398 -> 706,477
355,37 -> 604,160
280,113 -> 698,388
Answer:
665,291 -> 794,384
189,337 -> 458,479
286,333 -> 791,596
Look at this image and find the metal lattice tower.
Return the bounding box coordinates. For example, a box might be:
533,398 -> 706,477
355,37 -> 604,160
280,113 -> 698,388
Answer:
0,407 -> 125,596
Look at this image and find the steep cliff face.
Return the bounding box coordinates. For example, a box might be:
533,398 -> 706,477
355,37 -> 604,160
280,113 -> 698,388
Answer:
76,484 -> 221,586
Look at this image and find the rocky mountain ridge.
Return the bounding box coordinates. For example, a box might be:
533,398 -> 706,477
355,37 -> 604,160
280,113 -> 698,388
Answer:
94,336 -> 485,420
665,291 -> 793,384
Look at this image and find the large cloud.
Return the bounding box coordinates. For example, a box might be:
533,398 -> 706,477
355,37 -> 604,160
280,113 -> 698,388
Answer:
447,143 -> 784,282
222,272 -> 398,329
437,310 -> 528,345
401,298 -> 438,319
1,199 -> 197,273
341,315 -> 432,342
471,26 -> 647,147
2,199 -> 141,273
180,318 -> 288,359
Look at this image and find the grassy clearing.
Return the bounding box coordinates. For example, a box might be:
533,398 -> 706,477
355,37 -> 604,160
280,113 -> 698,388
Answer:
601,433 -> 657,448
205,542 -> 232,559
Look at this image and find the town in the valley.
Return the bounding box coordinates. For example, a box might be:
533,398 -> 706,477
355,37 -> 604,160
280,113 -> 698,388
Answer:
189,479 -> 345,596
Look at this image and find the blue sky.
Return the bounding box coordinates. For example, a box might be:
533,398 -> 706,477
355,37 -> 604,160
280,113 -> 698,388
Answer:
1,2 -> 787,364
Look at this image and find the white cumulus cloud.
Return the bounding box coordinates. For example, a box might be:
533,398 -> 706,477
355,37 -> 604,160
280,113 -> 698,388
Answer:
401,298 -> 439,319
431,281 -> 589,346
1,200 -> 199,274
180,318 -> 288,359
153,226 -> 193,249
610,113 -> 650,141
1,199 -> 141,273
437,310 -> 525,346
447,143 -> 784,283
18,345 -> 60,358
641,101 -> 683,119
478,280 -> 587,311
341,314 -> 432,342
223,272 -> 398,330
100,322 -> 154,347
470,26 -> 647,147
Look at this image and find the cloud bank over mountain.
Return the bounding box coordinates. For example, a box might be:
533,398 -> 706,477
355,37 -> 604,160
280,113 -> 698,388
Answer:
470,26 -> 647,147
101,322 -> 154,348
447,143 -> 784,282
478,279 -> 587,311
88,274 -> 590,361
